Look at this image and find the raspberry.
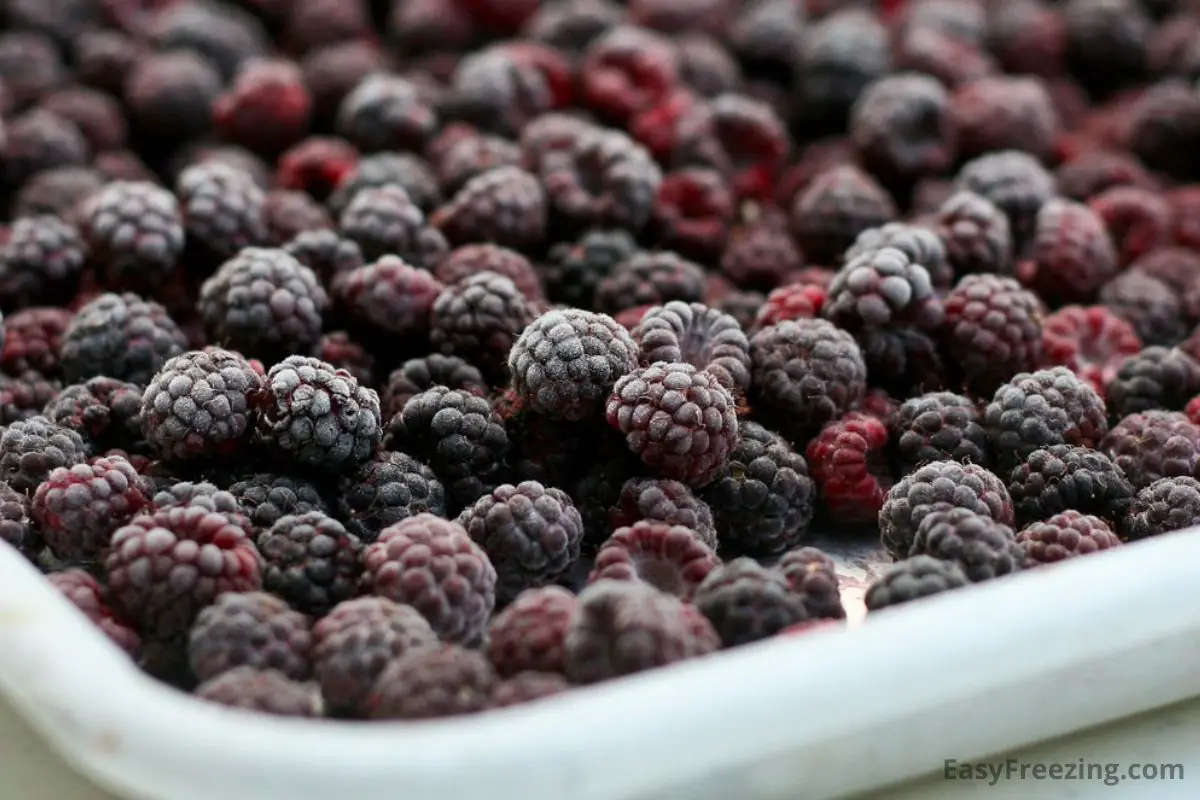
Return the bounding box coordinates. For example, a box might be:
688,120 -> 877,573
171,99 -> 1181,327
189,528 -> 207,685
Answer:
431,165 -> 547,251
942,274 -> 1045,397
890,392 -> 989,472
1016,511 -> 1121,567
595,251 -> 707,316
187,591 -> 311,684
589,521 -> 719,598
457,482 -> 584,603
334,73 -> 436,154
491,671 -> 570,708
564,580 -> 719,684
850,72 -> 953,192
1006,444 -> 1134,529
256,356 -> 381,473
361,513 -> 496,646
843,222 -> 954,291
1041,305 -> 1142,396
701,421 -> 815,556
311,596 -> 437,716
1133,249 -> 1200,311
606,361 -> 738,489
753,284 -> 828,330
879,460 -> 1014,561
1063,0 -> 1149,98
909,506 -> 1023,582
274,137 -> 358,203
312,332 -> 373,389
776,546 -> 845,620
719,210 -> 803,292
78,182 -> 184,292
1099,272 -> 1184,348
489,587 -> 578,679
44,377 -> 146,456
151,482 -> 250,534
1126,476 -> 1200,540
1,109 -> 88,191
928,191 -> 1013,279
332,255 -> 444,345
337,185 -> 448,268
949,75 -> 1059,164
649,167 -> 733,261
265,190 -> 336,254
749,319 -> 867,441
508,308 -> 639,422
213,58 -> 311,155
607,478 -> 715,549
194,667 -> 322,717
0,214 -> 85,308
669,94 -> 789,202
33,455 -> 150,564
693,558 -> 809,648
1089,186 -> 1172,268
227,472 -> 329,533
253,513 -> 360,618
104,506 -> 262,640
581,26 -> 679,124
795,10 -> 891,135
955,150 -> 1055,252
41,84 -> 127,153
1018,197 -> 1119,305
5,306 -> 67,376
327,151 -> 442,216
864,556 -> 969,612
381,355 -> 488,422
366,644 -> 496,721
806,412 -> 892,524
1106,346 -> 1200,418
630,301 -> 750,395
985,367 -> 1109,473
0,31 -> 63,104
789,165 -> 897,265
0,415 -> 87,494
429,273 -> 535,384
175,162 -> 268,264
1100,410 -> 1200,491
199,248 -> 328,362
47,568 -> 140,655
434,244 -> 544,303
282,229 -> 363,286
0,482 -> 36,556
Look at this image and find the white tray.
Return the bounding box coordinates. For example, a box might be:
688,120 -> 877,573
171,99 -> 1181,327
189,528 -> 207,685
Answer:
1,529 -> 1199,800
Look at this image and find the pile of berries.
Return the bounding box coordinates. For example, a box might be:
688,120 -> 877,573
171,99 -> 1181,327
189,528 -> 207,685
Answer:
0,0 -> 1194,720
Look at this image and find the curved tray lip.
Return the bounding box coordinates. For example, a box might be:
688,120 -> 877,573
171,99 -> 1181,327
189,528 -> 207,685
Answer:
2,529 -> 1200,800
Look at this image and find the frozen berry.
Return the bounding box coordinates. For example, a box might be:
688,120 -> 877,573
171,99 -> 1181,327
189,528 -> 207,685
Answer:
693,558 -> 809,648
864,556 -> 969,612
366,644 -> 496,720
589,521 -> 720,599
806,412 -> 892,524
187,591 -> 311,683
33,455 -> 150,564
909,506 -> 1023,582
257,512 -> 362,617
486,585 -> 576,678
1016,510 -> 1121,567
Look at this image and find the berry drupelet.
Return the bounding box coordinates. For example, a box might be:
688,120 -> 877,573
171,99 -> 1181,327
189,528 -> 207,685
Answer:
187,591 -> 312,683
864,556 -> 969,612
928,191 -> 1014,278
255,356 -> 381,474
33,455 -> 150,564
1016,511 -> 1121,568
1125,477 -> 1200,540
589,521 -> 720,599
693,557 -> 810,648
0,483 -> 37,557
909,506 -> 1023,583
941,274 -> 1044,398
256,512 -> 362,618
843,223 -> 953,293
429,272 -> 535,384
1105,346 -> 1200,420
1006,445 -> 1134,529
890,392 -> 989,472
332,255 -> 445,346
1100,410 -> 1200,492
0,416 -> 87,494
486,586 -> 576,679
140,349 -> 263,463
78,181 -> 184,292
806,412 -> 892,525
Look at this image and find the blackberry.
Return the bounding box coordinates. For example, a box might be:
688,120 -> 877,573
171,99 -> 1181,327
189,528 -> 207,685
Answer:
0,482 -> 36,555
1,109 -> 89,192
508,309 -> 639,423
381,355 -> 488,422
606,361 -> 738,489
256,356 -> 381,473
789,165 -> 897,265
807,412 -> 893,524
539,127 -> 662,234
491,671 -> 570,708
1064,0 -> 1149,98
124,51 -> 220,144
256,513 -> 362,617
198,248 -> 328,362
1106,346 -> 1200,419
188,591 -> 311,683
909,506 -> 1023,582
149,0 -> 269,82
384,387 -> 508,511
720,210 -> 803,292
824,246 -> 943,341
434,244 -> 544,303
151,482 -> 250,534
227,473 -> 329,533
336,74 -> 437,154
194,667 -> 322,717
985,367 -> 1109,473
1007,444 -> 1134,528
361,513 -> 496,646
366,644 -> 496,721
610,477 -> 717,548
47,568 -> 140,656
337,185 -> 448,267
12,166 -> 103,220
541,229 -> 640,309
283,229 -> 364,286
44,377 -> 146,456
312,332 -> 374,389
776,546 -> 845,621
33,455 -> 150,564
140,349 -> 263,462
1,307 -> 69,377
104,505 -> 263,640
1125,476 -> 1200,540
890,392 -> 989,472
864,556 -> 969,612
701,421 -> 815,557
76,182 -> 183,293
942,274 -> 1044,397
1017,511 -> 1121,567
850,72 -> 953,191
749,319 -> 867,441
0,416 -> 87,494
326,152 -> 442,217
693,558 -> 809,648
60,292 -> 187,386
843,222 -> 954,292
0,215 -> 85,308
1018,198 -> 1119,306
589,521 -> 719,599
310,596 -> 437,716
457,482 -> 584,604
955,150 -> 1055,252
595,251 -> 707,316
175,162 -> 269,264
1099,272 -> 1184,348
929,191 -> 1014,278
0,371 -> 59,425
794,10 -> 892,135
431,166 -> 547,251
564,580 -> 720,684
631,302 -> 751,395
949,75 -> 1060,164
433,130 -> 523,198
332,255 -> 444,345
879,460 -> 1014,561
1100,410 -> 1200,491
429,272 -> 535,384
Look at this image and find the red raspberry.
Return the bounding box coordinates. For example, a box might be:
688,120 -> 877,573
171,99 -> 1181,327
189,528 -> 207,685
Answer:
754,284 -> 828,329
1088,186 -> 1172,267
653,168 -> 735,261
1188,395 -> 1200,428
1041,305 -> 1143,397
630,89 -> 701,163
589,521 -> 720,599
274,136 -> 358,201
213,59 -> 312,156
581,26 -> 679,124
486,585 -> 576,678
1167,187 -> 1200,254
805,412 -> 892,524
